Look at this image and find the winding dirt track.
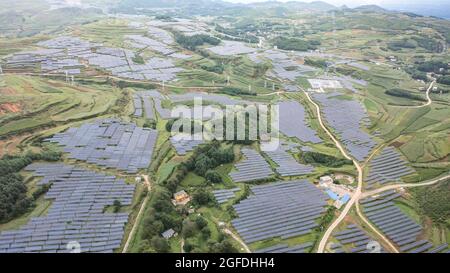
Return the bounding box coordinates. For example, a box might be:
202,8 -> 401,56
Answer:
223,228 -> 251,253
305,91 -> 364,253
306,89 -> 447,253
360,174 -> 450,199
122,175 -> 151,253
390,79 -> 435,109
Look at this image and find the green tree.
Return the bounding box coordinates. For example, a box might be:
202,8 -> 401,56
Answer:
192,191 -> 214,206
195,216 -> 208,229
113,200 -> 122,213
182,219 -> 197,238
205,170 -> 222,184
151,236 -> 170,253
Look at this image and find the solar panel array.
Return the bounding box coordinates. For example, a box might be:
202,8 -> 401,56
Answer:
312,92 -> 377,161
153,97 -> 171,119
133,94 -> 143,117
146,18 -> 209,37
208,41 -> 257,56
262,50 -> 316,81
125,33 -> 175,55
229,148 -> 274,183
141,94 -> 155,120
279,100 -> 322,144
169,92 -> 247,106
133,92 -> 156,120
4,36 -> 91,74
137,90 -> 164,99
232,180 -> 329,243
283,84 -> 299,92
348,62 -> 370,71
213,188 -> 240,204
329,242 -> 346,253
125,20 -> 200,60
254,242 -> 313,253
366,146 -> 415,189
0,163 -> 135,253
148,26 -> 175,45
170,135 -> 204,155
333,224 -> 385,253
46,119 -> 158,174
5,35 -> 185,82
247,52 -> 263,64
427,243 -> 449,253
169,52 -> 192,60
264,147 -> 314,177
360,190 -> 444,253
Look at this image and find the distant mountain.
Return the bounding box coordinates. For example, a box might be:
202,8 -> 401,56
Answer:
383,3 -> 450,19
115,0 -> 336,14
352,5 -> 388,13
117,0 -> 234,9
248,1 -> 336,11
113,0 -> 450,19
113,0 -> 239,16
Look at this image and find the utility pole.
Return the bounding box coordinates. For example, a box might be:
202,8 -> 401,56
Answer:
65,71 -> 69,83
71,76 -> 75,86
0,64 -> 3,75
162,80 -> 165,91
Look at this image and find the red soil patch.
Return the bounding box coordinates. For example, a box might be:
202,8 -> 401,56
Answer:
0,103 -> 22,114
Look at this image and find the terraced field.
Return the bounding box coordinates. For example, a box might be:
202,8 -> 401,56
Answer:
0,75 -> 120,138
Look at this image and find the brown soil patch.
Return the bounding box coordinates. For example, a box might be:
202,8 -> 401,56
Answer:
46,81 -> 66,88
0,134 -> 28,157
417,217 -> 433,241
0,87 -> 17,95
390,141 -> 404,148
343,216 -> 353,223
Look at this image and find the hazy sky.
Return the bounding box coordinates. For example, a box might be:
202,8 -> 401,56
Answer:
223,0 -> 447,8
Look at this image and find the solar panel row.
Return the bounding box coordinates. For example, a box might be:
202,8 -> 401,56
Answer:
229,148 -> 274,183
255,242 -> 313,253
46,119 -> 158,174
278,100 -> 322,144
366,146 -> 415,189
0,164 -> 135,253
333,225 -> 387,253
360,191 -> 442,253
262,50 -> 317,81
264,147 -> 314,177
212,188 -> 240,204
232,180 -> 328,244
312,92 -> 377,161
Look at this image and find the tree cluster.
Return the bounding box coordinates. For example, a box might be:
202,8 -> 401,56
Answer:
273,37 -> 320,52
299,151 -> 352,168
175,33 -> 220,51
385,88 -> 427,102
0,150 -> 62,223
